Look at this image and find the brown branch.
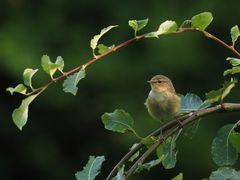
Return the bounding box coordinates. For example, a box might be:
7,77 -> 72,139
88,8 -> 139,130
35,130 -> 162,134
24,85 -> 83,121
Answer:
124,103 -> 240,179
106,103 -> 240,179
30,34 -> 145,94
202,31 -> 240,57
105,143 -> 142,180
125,139 -> 162,179
178,28 -> 240,57
29,27 -> 240,95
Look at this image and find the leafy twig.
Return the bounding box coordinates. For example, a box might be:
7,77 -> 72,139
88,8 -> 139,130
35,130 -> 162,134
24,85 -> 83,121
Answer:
28,34 -> 145,95
28,27 -> 239,96
106,103 -> 240,179
125,103 -> 240,178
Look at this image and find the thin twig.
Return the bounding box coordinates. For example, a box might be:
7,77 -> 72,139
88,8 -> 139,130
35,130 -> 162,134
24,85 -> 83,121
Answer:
125,139 -> 162,179
29,34 -> 146,94
202,31 -> 240,57
105,143 -> 142,180
125,125 -> 180,179
179,28 -> 240,57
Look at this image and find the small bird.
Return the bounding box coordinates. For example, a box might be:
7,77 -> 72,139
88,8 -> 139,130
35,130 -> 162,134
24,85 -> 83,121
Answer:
145,75 -> 180,123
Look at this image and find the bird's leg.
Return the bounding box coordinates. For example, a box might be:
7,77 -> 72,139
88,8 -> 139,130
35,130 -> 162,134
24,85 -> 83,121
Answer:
159,128 -> 166,142
175,117 -> 184,129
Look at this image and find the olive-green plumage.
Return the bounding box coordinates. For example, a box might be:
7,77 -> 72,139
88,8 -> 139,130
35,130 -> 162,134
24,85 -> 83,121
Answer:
145,75 -> 180,123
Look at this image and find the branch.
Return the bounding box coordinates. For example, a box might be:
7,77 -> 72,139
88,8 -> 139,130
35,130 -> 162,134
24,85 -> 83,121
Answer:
106,103 -> 240,179
179,28 -> 240,57
30,34 -> 146,94
202,31 -> 240,57
29,27 -> 240,95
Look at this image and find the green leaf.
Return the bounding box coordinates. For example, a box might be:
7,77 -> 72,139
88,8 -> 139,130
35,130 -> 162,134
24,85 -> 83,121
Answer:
90,25 -> 118,56
227,57 -> 240,66
230,132 -> 240,153
6,84 -> 27,95
157,141 -> 178,169
101,109 -> 134,133
55,56 -> 64,72
23,68 -> 38,89
179,93 -> 204,113
75,155 -> 105,180
41,55 -> 59,79
230,25 -> 240,46
183,119 -> 200,139
12,92 -> 41,130
206,78 -> 237,103
209,167 -> 240,180
162,133 -> 180,169
128,18 -> 148,36
128,143 -> 141,162
172,173 -> 183,180
136,158 -> 163,173
128,151 -> 140,162
144,32 -> 159,38
199,100 -> 212,109
97,44 -> 115,54
112,165 -> 125,180
158,20 -> 178,35
142,136 -> 158,148
145,20 -> 178,38
224,67 -> 240,76
191,12 -> 213,31
62,68 -> 86,96
157,130 -> 182,169
211,124 -> 238,166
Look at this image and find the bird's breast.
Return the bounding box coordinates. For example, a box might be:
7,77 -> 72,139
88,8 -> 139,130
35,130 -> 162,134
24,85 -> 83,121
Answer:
148,90 -> 169,108
145,90 -> 180,122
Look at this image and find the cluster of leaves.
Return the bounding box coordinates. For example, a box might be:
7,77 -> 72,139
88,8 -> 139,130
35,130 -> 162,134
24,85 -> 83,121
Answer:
6,55 -> 65,130
223,25 -> 240,76
209,121 -> 240,180
6,24 -> 121,130
6,10 -> 240,180
6,55 -> 86,130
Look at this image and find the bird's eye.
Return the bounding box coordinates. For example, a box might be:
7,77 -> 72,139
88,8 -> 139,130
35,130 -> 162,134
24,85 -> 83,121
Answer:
157,80 -> 161,83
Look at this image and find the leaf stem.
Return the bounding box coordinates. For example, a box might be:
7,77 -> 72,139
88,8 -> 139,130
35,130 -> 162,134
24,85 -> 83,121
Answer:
105,143 -> 142,180
131,129 -> 143,140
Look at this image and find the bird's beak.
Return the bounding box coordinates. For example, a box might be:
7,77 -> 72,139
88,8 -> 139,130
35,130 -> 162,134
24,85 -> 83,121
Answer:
147,80 -> 154,83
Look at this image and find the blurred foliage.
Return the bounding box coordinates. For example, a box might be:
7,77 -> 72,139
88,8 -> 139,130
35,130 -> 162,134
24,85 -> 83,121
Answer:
1,0 -> 240,179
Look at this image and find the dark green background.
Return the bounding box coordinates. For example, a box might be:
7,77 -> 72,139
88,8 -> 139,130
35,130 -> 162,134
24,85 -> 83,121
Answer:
1,0 -> 240,179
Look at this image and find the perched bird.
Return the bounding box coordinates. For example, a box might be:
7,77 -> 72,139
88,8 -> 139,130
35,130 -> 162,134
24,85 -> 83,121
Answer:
145,75 -> 180,123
